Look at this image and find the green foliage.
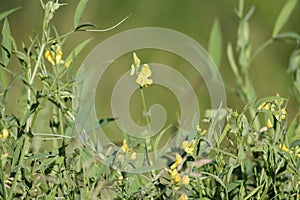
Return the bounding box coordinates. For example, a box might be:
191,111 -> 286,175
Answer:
208,19 -> 222,68
0,0 -> 300,199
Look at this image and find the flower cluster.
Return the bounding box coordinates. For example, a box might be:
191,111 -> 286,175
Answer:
279,144 -> 300,158
257,94 -> 287,128
45,44 -> 71,68
130,52 -> 153,87
117,139 -> 136,161
182,140 -> 196,155
0,128 -> 9,140
167,154 -> 190,185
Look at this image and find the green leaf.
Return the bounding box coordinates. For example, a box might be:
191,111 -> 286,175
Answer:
75,23 -> 96,32
287,113 -> 300,144
227,181 -> 241,192
244,184 -> 264,200
208,19 -> 222,67
275,32 -> 300,41
255,96 -> 287,110
227,43 -> 242,85
153,124 -> 172,155
1,18 -> 12,67
99,117 -> 117,127
11,136 -> 24,171
201,171 -> 228,196
0,7 -> 20,21
287,49 -> 300,73
216,124 -> 230,147
74,0 -> 89,29
272,0 -> 298,37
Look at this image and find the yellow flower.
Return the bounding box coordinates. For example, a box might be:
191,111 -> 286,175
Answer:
279,144 -> 289,152
196,125 -> 201,132
181,175 -> 190,185
258,102 -> 270,111
136,73 -> 153,87
117,175 -> 123,185
178,193 -> 188,200
266,118 -> 273,128
136,64 -> 153,87
0,128 -> 9,139
55,45 -> 63,64
141,64 -> 152,77
45,50 -> 55,65
65,60 -> 72,68
133,52 -> 140,67
170,154 -> 182,170
121,139 -> 130,152
130,64 -> 135,76
182,140 -> 195,155
281,108 -> 287,120
170,169 -> 181,183
45,44 -> 71,68
130,53 -> 153,87
117,153 -> 122,160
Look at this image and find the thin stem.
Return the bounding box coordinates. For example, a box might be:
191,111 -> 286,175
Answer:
140,88 -> 155,169
251,39 -> 273,62
0,148 -> 7,200
140,88 -> 151,129
29,43 -> 46,85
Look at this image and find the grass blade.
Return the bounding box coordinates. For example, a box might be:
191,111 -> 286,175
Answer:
272,0 -> 298,37
74,0 -> 89,29
0,7 -> 20,21
208,19 -> 222,67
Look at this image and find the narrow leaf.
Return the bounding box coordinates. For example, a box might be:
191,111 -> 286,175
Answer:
99,117 -> 117,127
272,0 -> 298,37
74,0 -> 89,29
0,7 -> 20,21
275,32 -> 300,41
1,18 -> 12,66
208,19 -> 222,67
227,43 -> 240,80
75,23 -> 96,32
244,184 -> 264,200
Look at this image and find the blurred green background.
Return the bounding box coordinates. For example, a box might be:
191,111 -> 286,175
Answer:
1,0 -> 300,142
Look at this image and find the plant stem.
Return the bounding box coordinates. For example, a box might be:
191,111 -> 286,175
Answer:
140,88 -> 155,168
140,88 -> 151,129
251,39 -> 273,62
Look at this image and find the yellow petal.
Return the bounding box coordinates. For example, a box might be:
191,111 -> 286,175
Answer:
2,128 -> 9,138
130,64 -> 135,76
56,50 -> 63,64
182,140 -> 195,154
65,60 -> 72,68
178,193 -> 188,200
196,125 -> 201,132
170,154 -> 182,169
141,64 -> 152,77
133,52 -> 140,66
279,144 -> 289,152
121,139 -> 129,152
117,175 -> 123,185
266,118 -> 273,128
45,51 -> 55,65
136,74 -> 153,87
174,173 -> 181,183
